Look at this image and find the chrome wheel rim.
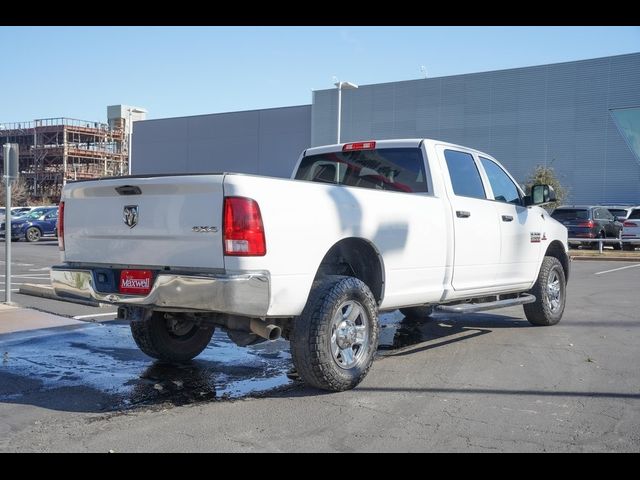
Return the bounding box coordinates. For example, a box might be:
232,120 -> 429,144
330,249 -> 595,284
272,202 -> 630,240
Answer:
546,269 -> 562,313
330,300 -> 369,369
27,228 -> 40,241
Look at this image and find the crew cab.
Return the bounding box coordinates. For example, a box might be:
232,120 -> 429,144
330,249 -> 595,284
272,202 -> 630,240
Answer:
52,139 -> 569,391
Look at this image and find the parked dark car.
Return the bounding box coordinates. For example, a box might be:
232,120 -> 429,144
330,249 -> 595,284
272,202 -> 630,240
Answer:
551,205 -> 624,249
0,207 -> 58,242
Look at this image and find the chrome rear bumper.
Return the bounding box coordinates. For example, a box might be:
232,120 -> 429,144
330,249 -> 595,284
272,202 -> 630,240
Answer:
51,266 -> 270,317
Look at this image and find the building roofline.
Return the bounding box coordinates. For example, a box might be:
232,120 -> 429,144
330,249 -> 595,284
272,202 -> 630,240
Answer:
139,104 -> 312,124
312,52 -> 640,93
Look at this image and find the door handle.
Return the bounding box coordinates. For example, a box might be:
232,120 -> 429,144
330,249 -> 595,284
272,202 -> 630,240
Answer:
456,210 -> 471,218
501,215 -> 514,222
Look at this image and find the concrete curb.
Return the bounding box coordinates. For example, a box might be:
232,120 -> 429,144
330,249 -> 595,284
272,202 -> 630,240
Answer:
18,283 -> 103,307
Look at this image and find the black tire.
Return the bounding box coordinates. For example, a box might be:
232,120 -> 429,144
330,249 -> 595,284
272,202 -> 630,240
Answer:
622,243 -> 635,251
290,276 -> 379,392
524,256 -> 566,326
25,227 -> 42,243
130,311 -> 214,363
399,305 -> 435,320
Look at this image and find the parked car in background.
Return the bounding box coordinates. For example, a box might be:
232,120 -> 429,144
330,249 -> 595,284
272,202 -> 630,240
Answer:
10,207 -> 35,217
622,208 -> 640,251
0,206 -> 59,242
600,205 -> 638,221
551,205 -> 623,249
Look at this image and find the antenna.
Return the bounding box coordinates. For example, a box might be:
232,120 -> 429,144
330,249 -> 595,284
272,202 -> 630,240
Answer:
420,65 -> 428,79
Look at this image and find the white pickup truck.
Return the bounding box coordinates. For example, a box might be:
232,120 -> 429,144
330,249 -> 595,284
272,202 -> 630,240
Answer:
52,139 -> 569,391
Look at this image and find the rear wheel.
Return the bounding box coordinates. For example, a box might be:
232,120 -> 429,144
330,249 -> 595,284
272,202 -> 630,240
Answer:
399,305 -> 435,320
290,276 -> 379,392
130,311 -> 214,363
524,256 -> 566,326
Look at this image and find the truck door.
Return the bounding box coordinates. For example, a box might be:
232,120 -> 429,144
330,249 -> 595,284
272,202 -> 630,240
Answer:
441,148 -> 501,291
479,156 -> 541,286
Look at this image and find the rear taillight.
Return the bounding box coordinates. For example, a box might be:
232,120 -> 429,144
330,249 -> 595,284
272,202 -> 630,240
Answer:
577,220 -> 595,228
223,196 -> 266,256
623,221 -> 638,227
58,201 -> 65,251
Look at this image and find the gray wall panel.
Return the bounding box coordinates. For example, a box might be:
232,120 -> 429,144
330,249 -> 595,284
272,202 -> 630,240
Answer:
132,105 -> 311,178
313,53 -> 640,204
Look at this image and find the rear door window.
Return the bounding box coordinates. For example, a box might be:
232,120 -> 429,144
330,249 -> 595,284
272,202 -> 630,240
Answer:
295,147 -> 428,193
444,149 -> 486,199
628,209 -> 640,220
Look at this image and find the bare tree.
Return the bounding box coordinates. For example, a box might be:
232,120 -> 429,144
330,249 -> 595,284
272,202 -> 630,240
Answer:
0,178 -> 30,207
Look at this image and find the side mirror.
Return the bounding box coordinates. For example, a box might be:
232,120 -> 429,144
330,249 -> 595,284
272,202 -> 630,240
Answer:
525,184 -> 557,206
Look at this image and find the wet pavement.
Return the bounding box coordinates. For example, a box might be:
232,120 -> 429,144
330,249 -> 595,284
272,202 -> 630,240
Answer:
0,309 -> 480,413
0,320 -> 294,412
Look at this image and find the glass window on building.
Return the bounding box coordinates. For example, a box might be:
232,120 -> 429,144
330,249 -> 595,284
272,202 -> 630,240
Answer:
610,107 -> 640,167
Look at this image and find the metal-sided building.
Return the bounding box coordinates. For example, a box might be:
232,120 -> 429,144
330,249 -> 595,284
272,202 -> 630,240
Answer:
132,53 -> 640,203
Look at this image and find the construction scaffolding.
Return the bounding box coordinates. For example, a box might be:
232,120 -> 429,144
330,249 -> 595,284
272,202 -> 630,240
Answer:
0,117 -> 127,202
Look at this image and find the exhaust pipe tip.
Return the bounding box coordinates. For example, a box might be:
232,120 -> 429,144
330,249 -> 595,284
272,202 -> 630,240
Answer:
264,324 -> 281,341
249,318 -> 281,341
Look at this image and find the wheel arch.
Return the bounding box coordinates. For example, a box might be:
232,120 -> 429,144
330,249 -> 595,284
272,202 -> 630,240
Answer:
544,240 -> 570,282
313,237 -> 385,304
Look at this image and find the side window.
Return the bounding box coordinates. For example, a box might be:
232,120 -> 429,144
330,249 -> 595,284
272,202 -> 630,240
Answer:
594,209 -> 604,220
596,208 -> 612,220
444,149 -> 486,199
479,157 -> 522,205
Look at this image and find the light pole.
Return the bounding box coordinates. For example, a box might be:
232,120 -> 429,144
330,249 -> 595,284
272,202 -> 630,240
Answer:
126,107 -> 147,175
334,81 -> 358,144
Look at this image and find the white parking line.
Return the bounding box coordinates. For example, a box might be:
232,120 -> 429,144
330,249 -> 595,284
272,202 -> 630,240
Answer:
594,263 -> 640,275
72,312 -> 118,320
0,261 -> 34,266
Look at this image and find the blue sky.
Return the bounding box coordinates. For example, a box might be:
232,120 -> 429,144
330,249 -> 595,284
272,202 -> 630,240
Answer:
0,26 -> 638,123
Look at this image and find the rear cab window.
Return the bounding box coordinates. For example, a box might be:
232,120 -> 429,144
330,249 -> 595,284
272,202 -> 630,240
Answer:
551,209 -> 590,221
295,147 -> 428,193
608,209 -> 628,218
628,209 -> 640,220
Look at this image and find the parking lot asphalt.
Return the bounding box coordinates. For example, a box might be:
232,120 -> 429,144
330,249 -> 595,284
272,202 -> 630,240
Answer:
0,239 -> 118,320
0,241 -> 639,452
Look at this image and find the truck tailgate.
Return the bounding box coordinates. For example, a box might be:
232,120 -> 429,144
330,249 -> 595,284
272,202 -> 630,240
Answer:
62,175 -> 225,270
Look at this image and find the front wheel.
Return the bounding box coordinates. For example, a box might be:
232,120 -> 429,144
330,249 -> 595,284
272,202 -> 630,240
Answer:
523,256 -> 566,326
25,227 -> 42,242
130,311 -> 215,363
290,276 -> 379,392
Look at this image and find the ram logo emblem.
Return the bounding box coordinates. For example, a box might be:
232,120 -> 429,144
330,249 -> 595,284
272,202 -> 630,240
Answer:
123,205 -> 139,228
